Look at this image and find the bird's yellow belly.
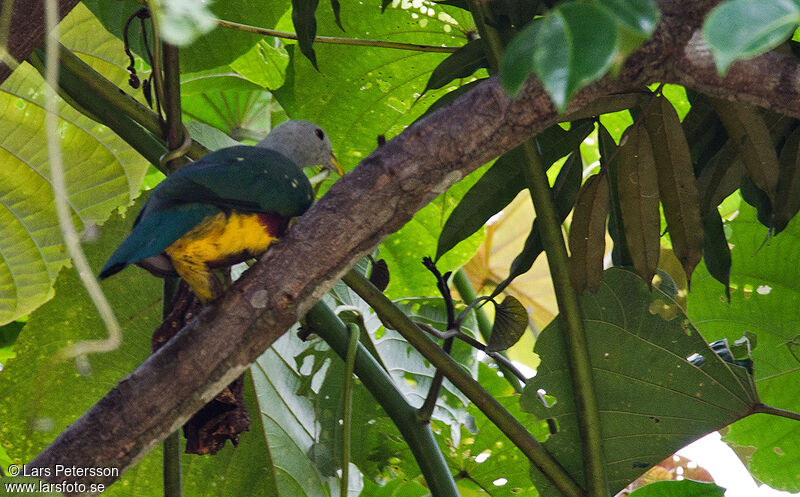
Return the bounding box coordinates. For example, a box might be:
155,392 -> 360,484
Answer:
164,211 -> 279,301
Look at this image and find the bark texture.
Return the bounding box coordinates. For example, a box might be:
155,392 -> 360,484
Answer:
26,0 -> 800,491
0,0 -> 80,83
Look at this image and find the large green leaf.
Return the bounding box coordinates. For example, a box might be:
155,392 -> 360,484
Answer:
688,200 -> 800,492
627,479 -> 726,497
522,267 -> 758,496
703,0 -> 799,74
251,330 -> 360,497
83,0 -> 291,72
0,193 -> 159,477
0,5 -> 150,325
441,363 -> 552,497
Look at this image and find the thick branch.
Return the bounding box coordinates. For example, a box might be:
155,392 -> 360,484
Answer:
0,0 -> 79,83
27,0 -> 800,491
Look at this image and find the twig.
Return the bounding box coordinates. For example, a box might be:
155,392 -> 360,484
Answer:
418,258 -> 456,422
415,322 -> 528,383
343,270 -> 584,497
216,19 -> 459,53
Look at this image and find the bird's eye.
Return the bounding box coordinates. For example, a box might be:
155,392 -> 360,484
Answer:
315,129 -> 325,140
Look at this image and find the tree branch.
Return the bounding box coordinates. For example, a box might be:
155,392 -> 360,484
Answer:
27,0 -> 800,492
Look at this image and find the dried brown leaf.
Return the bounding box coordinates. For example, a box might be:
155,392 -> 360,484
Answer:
569,172 -> 609,294
710,99 -> 780,203
645,97 -> 704,283
774,125 -> 800,234
696,145 -> 745,213
618,126 -> 661,284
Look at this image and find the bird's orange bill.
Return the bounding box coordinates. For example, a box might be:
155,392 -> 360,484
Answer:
330,154 -> 344,176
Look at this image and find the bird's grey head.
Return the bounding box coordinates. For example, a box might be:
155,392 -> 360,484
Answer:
257,120 -> 343,176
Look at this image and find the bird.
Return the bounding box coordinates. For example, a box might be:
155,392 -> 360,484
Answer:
99,120 -> 343,302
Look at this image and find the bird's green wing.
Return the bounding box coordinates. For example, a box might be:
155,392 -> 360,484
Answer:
99,202 -> 219,279
154,146 -> 314,217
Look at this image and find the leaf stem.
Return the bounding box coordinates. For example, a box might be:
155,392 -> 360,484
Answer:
304,302 -> 460,497
753,403 -> 800,421
342,270 -> 584,497
160,38 -> 184,497
216,19 -> 459,53
519,139 -> 609,496
29,46 -> 168,167
467,0 -> 608,492
161,42 -> 188,172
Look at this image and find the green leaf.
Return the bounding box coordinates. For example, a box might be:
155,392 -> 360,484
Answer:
275,2 -> 472,165
362,479 -> 429,496
84,0 -> 290,72
252,331 -> 361,496
486,296 -> 528,352
502,3 -> 618,109
184,121 -> 241,150
490,150 -> 583,298
230,40 -> 291,90
703,0 -> 800,74
436,120 -> 593,262
180,66 -> 266,95
596,0 -> 659,37
0,194 -> 160,475
382,170 -> 485,299
441,363 -> 551,497
627,480 -> 726,497
435,147 -> 525,261
701,209 -> 732,300
0,5 -> 150,325
523,267 -> 758,496
293,0 -> 322,69
0,321 -> 24,365
181,79 -> 273,141
688,200 -> 800,492
422,38 -> 488,96
499,18 -> 539,97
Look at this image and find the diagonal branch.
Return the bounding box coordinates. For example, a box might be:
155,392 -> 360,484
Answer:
26,1 -> 800,492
